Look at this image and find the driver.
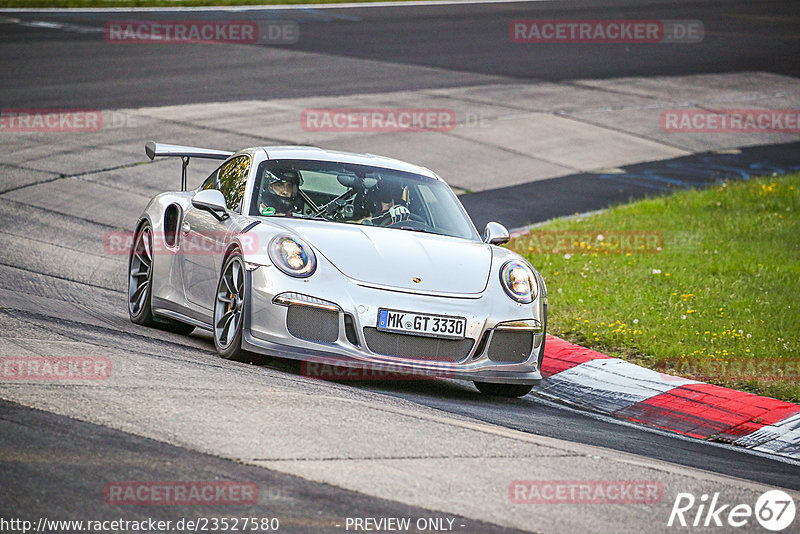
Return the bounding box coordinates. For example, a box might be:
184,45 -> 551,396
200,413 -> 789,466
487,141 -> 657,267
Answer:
365,180 -> 411,226
258,169 -> 302,216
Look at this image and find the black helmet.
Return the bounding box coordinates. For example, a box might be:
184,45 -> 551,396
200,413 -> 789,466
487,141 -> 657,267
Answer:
369,179 -> 404,206
263,169 -> 302,211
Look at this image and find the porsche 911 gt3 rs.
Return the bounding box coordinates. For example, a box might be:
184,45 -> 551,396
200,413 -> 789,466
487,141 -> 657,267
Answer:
129,141 -> 547,396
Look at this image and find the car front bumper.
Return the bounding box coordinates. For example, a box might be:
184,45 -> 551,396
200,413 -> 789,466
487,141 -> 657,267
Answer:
241,264 -> 546,385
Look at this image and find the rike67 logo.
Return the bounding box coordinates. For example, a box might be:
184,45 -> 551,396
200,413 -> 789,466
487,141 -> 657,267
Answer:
668,490 -> 796,531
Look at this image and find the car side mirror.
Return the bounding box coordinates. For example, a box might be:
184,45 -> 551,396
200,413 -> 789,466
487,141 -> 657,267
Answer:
484,221 -> 510,245
192,190 -> 228,221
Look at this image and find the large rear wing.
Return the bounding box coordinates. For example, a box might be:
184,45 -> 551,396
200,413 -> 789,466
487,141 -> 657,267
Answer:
145,140 -> 234,191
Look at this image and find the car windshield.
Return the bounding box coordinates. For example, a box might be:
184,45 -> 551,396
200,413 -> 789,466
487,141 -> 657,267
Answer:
249,159 -> 480,241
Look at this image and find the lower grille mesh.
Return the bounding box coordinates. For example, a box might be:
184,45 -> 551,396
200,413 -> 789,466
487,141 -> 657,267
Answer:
487,331 -> 534,363
286,306 -> 339,343
363,327 -> 474,362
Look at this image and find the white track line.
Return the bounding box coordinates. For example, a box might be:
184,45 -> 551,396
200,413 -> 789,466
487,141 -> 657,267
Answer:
1,0 -> 552,14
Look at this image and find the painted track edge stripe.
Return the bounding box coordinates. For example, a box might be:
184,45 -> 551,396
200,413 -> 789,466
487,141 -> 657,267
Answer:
540,335 -> 800,459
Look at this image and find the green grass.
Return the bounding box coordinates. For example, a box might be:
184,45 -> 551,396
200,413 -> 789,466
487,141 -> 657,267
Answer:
2,0 -> 391,7
507,173 -> 800,403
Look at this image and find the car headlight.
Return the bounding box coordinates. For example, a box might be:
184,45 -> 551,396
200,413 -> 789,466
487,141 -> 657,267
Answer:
500,260 -> 537,303
268,236 -> 316,278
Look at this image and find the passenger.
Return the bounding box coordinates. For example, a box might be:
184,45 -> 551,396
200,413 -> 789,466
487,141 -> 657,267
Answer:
364,180 -> 410,226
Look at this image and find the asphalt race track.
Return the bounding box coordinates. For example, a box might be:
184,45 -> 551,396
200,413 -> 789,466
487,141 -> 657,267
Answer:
1,1 -> 800,532
2,0 -> 800,108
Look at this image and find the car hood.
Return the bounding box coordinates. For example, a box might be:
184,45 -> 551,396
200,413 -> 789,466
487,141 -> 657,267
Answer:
272,219 -> 491,294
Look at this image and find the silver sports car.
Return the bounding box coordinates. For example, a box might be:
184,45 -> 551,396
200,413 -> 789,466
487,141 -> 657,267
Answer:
129,141 -> 547,396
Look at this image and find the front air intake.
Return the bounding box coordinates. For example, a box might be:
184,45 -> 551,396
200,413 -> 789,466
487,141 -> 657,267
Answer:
363,328 -> 473,362
286,306 -> 339,343
487,331 -> 533,363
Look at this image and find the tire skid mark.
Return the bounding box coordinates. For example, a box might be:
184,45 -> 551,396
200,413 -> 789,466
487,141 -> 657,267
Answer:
0,261 -> 117,293
0,160 -> 153,196
0,196 -> 123,231
0,308 -> 219,369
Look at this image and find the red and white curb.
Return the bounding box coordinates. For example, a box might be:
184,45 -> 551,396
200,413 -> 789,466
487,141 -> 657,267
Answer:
539,335 -> 800,460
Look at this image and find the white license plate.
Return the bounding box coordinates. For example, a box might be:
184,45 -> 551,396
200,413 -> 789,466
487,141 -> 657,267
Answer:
377,309 -> 467,339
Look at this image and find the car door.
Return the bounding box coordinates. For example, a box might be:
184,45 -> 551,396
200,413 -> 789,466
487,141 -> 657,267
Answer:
181,155 -> 251,312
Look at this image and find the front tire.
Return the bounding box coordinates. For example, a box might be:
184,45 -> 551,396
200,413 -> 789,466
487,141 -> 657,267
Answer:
474,381 -> 533,397
213,252 -> 249,361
